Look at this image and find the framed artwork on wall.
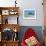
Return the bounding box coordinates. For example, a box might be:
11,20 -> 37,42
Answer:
2,10 -> 9,15
23,9 -> 36,19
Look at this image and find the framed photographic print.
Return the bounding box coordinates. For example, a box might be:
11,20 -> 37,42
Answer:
2,10 -> 9,15
23,9 -> 36,19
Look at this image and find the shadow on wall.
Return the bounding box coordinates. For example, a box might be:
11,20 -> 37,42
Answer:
18,26 -> 44,44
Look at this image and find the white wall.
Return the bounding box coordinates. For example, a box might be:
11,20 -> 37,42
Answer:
17,0 -> 44,26
0,0 -> 44,26
0,0 -> 15,7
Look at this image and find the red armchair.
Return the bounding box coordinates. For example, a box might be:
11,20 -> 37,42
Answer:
21,28 -> 41,46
